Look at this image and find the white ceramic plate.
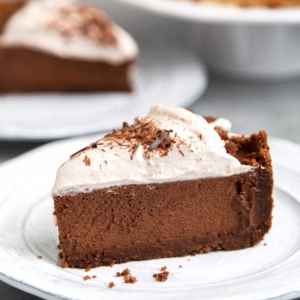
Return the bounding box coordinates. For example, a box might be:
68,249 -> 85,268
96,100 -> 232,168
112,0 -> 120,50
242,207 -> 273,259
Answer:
0,136 -> 300,299
117,0 -> 300,24
0,39 -> 207,141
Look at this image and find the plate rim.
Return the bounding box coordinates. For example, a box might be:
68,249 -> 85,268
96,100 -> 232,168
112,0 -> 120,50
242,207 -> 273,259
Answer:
1,136 -> 300,300
116,0 -> 300,24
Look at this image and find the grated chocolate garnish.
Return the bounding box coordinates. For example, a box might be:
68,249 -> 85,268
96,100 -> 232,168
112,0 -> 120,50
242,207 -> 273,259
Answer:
70,146 -> 90,158
69,118 -> 185,160
83,156 -> 91,166
102,118 -> 177,159
83,275 -> 91,281
37,255 -> 42,259
108,281 -> 115,288
178,149 -> 185,157
47,5 -> 117,45
91,143 -> 97,149
160,266 -> 167,271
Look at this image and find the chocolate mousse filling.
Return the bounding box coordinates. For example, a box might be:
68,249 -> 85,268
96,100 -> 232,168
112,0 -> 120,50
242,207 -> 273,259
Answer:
0,47 -> 133,93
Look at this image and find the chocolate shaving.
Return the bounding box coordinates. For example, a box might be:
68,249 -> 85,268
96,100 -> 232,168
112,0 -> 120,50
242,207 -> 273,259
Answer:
90,143 -> 97,149
108,282 -> 115,288
83,275 -> 91,281
70,146 -> 89,158
47,5 -> 117,45
83,156 -> 91,166
69,117 -> 184,160
100,118 -> 177,159
178,149 -> 185,157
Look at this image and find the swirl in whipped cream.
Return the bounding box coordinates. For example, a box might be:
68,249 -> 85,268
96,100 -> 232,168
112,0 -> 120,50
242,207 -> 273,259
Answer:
0,0 -> 138,64
52,104 -> 254,196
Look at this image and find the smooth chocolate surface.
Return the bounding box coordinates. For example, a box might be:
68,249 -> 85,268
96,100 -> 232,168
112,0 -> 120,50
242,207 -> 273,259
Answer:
0,47 -> 133,93
54,132 -> 273,269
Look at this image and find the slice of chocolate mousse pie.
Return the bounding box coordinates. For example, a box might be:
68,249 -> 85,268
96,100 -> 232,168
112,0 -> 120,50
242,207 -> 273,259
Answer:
52,104 -> 273,269
0,0 -> 138,93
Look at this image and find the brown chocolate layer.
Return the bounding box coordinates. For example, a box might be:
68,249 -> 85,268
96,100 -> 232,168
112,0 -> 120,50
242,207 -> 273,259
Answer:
0,46 -> 133,93
54,168 -> 272,269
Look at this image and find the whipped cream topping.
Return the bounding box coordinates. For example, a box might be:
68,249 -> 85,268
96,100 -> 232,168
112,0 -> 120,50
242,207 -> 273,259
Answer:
52,104 -> 254,196
0,0 -> 138,64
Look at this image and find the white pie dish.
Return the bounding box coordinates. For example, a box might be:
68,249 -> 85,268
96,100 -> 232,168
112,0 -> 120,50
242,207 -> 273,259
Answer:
116,0 -> 300,80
